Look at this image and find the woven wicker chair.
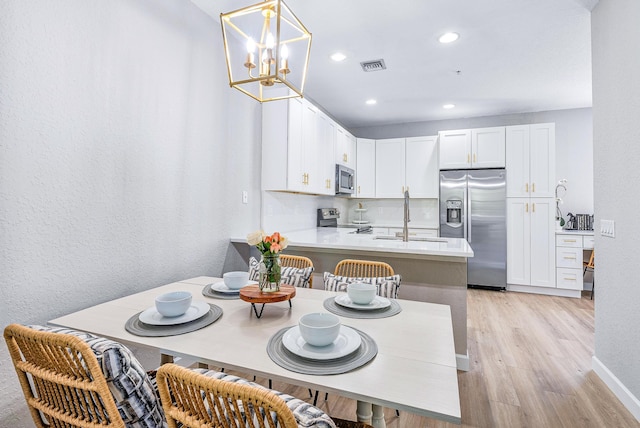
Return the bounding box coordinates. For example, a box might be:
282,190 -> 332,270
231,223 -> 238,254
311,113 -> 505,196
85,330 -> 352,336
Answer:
280,254 -> 314,288
4,323 -> 127,428
334,259 -> 395,277
157,364 -> 372,428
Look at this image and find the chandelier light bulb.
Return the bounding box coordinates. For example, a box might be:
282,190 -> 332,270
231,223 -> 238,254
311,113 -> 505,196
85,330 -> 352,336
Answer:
246,38 -> 256,53
266,33 -> 275,50
280,44 -> 289,60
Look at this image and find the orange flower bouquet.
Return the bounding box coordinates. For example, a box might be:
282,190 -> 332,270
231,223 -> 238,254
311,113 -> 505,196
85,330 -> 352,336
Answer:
247,230 -> 288,292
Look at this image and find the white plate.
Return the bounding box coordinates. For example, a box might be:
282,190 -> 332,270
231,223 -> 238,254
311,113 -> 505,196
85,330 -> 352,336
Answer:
334,294 -> 391,311
139,301 -> 210,325
282,325 -> 362,360
211,280 -> 257,294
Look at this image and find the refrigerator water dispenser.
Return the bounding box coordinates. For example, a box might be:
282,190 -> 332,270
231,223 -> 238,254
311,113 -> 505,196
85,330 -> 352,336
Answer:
446,200 -> 463,225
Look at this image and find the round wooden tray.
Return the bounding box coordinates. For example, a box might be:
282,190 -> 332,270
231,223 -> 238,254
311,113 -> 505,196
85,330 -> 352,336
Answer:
239,285 -> 296,318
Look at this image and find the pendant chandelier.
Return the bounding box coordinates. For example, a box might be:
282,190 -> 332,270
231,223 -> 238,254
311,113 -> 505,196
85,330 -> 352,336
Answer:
220,0 -> 312,102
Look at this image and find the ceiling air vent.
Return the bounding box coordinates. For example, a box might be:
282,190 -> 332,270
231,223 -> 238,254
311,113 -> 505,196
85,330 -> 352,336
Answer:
360,59 -> 386,72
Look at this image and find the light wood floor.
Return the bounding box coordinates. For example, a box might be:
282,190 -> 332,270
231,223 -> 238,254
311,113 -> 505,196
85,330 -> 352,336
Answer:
253,289 -> 639,428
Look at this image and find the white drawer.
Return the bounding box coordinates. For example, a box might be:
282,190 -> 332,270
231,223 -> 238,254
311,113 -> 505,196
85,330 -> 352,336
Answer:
556,268 -> 583,290
556,235 -> 582,248
583,236 -> 595,249
556,247 -> 583,269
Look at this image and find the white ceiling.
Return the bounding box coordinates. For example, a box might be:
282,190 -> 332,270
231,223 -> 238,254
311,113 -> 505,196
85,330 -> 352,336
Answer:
192,0 -> 596,129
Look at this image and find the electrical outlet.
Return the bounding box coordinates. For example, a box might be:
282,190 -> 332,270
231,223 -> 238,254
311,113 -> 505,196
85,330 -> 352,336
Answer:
242,191 -> 248,204
601,219 -> 615,238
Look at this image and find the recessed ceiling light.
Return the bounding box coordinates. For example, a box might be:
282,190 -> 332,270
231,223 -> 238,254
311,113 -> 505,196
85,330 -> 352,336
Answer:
330,52 -> 347,62
443,104 -> 455,109
438,32 -> 459,44
366,99 -> 377,105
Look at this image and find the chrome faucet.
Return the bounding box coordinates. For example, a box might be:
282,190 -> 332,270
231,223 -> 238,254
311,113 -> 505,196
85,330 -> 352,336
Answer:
403,189 -> 410,242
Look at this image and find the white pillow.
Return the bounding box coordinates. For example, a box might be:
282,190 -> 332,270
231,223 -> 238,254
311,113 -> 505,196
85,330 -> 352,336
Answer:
323,272 -> 401,299
249,256 -> 314,288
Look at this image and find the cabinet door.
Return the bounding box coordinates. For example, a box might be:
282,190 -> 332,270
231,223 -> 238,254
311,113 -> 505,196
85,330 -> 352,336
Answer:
529,123 -> 555,198
345,133 -> 357,169
286,98 -> 305,192
439,129 -> 471,169
356,138 -> 376,198
529,198 -> 555,287
472,127 -> 505,168
506,198 -> 531,286
317,112 -> 336,195
336,126 -> 355,167
406,136 -> 438,198
375,138 -> 405,198
301,101 -> 320,193
506,125 -> 531,197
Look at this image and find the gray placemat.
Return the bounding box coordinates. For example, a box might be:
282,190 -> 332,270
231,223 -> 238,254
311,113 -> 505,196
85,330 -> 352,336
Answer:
202,283 -> 240,300
266,326 -> 377,375
125,304 -> 223,337
322,296 -> 402,319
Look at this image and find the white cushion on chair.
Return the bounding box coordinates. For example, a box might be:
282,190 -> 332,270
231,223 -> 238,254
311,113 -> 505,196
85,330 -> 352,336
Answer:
249,256 -> 314,288
28,325 -> 166,427
193,369 -> 336,428
323,272 -> 401,299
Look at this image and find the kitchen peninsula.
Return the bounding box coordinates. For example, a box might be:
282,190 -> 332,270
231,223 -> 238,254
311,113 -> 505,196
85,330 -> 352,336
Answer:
231,227 -> 473,370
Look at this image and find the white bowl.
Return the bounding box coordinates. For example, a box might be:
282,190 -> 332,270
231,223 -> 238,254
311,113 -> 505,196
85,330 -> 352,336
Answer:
155,291 -> 192,317
223,271 -> 250,290
347,282 -> 377,305
298,313 -> 341,347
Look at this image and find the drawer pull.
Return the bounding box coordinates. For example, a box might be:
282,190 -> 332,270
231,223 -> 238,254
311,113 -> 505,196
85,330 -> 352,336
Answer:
563,256 -> 577,260
564,239 -> 577,243
563,277 -> 576,281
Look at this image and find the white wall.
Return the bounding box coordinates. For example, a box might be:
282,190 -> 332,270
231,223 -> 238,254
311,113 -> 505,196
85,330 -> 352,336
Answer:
591,0 -> 640,420
0,1 -> 261,425
351,108 -> 594,217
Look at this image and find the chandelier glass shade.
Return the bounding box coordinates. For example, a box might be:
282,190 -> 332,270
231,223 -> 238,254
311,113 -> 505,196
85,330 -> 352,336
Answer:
220,0 -> 312,102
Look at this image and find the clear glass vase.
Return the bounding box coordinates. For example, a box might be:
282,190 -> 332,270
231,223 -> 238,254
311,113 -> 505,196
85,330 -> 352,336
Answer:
259,253 -> 281,292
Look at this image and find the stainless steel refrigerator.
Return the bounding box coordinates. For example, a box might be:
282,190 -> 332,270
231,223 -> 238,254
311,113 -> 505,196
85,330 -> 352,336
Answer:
439,169 -> 507,289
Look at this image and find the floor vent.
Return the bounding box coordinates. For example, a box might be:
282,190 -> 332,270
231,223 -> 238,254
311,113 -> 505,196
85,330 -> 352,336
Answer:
360,59 -> 386,72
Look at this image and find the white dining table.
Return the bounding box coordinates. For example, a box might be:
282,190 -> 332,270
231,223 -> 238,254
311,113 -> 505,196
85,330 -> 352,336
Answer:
48,276 -> 461,427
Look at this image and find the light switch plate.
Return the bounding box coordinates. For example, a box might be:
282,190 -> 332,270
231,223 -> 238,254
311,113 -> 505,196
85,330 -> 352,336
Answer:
601,219 -> 615,238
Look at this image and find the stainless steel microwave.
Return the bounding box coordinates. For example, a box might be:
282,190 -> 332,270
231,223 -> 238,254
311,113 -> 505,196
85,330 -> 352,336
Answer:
335,164 -> 355,195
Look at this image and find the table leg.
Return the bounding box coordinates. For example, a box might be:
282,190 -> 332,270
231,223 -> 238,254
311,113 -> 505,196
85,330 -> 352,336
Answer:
251,303 -> 266,318
356,401 -> 372,425
372,404 -> 386,428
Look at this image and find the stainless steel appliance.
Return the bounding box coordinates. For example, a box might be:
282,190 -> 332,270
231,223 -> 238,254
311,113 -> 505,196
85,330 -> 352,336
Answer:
317,208 -> 340,227
335,164 -> 355,195
439,169 -> 507,289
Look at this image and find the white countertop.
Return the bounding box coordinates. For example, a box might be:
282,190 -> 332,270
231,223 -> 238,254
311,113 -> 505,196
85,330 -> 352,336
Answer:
340,223 -> 439,229
232,227 -> 473,259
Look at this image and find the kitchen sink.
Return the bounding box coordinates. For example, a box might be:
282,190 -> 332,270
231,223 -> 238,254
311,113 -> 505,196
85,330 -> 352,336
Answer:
373,235 -> 448,242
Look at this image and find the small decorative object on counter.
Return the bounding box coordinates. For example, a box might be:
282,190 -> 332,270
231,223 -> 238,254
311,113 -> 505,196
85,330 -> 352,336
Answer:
247,230 -> 288,292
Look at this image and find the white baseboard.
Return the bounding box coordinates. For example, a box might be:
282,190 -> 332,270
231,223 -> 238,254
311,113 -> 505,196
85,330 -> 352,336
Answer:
507,284 -> 582,298
456,353 -> 469,372
592,356 -> 640,422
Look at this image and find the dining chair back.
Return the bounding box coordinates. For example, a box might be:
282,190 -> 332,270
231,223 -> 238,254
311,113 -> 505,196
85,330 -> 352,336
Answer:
334,259 -> 395,277
280,254 -> 314,288
4,323 -> 126,428
584,250 -> 595,299
157,363 -> 298,428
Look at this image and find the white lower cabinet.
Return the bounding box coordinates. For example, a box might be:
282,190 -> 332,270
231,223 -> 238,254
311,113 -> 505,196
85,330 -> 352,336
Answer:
555,233 -> 593,291
507,198 -> 555,288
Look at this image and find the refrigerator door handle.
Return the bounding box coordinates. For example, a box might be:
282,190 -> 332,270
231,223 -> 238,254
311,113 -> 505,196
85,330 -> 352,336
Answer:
463,187 -> 468,241
466,184 -> 472,243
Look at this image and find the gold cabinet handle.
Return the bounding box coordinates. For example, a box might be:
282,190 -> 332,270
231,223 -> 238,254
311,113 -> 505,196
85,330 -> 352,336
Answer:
402,186 -> 405,193
563,256 -> 577,260
532,183 -> 536,193
525,183 -> 529,193
473,153 -> 477,163
302,173 -> 306,184
343,153 -> 348,162
563,277 -> 576,281
564,239 -> 577,243
532,203 -> 535,212
525,203 -> 529,213
467,154 -> 470,163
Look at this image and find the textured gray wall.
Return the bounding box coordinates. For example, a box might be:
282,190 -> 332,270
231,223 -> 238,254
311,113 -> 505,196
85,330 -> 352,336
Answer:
592,0 -> 640,406
0,1 -> 261,425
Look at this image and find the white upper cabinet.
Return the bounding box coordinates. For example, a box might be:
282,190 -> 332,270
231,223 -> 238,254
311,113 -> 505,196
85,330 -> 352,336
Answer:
356,138 -> 376,198
506,123 -> 555,198
336,126 -> 356,169
439,127 -> 505,169
374,137 -> 439,199
406,136 -> 439,198
375,138 -> 405,198
317,112 -> 336,195
262,97 -> 336,195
